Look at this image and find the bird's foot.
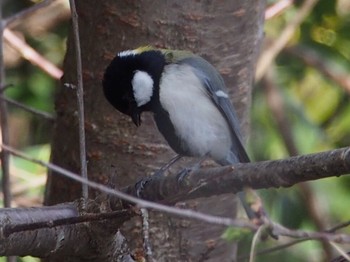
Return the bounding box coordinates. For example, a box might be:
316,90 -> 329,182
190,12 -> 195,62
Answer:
135,176 -> 153,198
176,167 -> 191,186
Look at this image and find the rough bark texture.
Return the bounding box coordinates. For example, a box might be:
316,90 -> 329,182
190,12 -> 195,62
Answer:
45,0 -> 265,261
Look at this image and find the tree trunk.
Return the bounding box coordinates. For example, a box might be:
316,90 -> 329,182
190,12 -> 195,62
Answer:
45,0 -> 265,261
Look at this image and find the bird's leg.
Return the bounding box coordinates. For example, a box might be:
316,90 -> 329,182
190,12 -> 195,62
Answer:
237,191 -> 257,221
237,189 -> 274,237
136,155 -> 182,197
177,155 -> 207,184
155,154 -> 183,176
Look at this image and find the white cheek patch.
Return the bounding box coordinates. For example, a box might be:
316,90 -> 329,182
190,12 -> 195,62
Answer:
118,50 -> 137,57
132,71 -> 154,106
215,90 -> 229,98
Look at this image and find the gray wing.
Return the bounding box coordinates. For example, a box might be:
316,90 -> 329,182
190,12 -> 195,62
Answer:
179,56 -> 250,164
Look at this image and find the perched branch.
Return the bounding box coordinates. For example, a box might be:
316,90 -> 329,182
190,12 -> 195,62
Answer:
1,144 -> 257,230
270,222 -> 350,243
124,147 -> 350,204
2,143 -> 350,224
1,144 -> 350,257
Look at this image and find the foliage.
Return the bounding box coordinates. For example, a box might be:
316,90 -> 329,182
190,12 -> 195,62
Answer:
246,0 -> 350,260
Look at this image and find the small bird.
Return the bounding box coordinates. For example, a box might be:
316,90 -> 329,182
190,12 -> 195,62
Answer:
103,47 -> 261,220
103,47 -> 250,166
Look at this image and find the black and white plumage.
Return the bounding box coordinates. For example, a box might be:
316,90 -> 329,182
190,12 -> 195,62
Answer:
103,47 -> 250,166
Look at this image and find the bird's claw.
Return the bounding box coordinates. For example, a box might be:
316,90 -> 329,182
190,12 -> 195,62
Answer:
176,167 -> 191,186
135,177 -> 152,198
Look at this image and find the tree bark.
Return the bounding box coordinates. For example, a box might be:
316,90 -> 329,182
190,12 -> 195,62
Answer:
45,0 -> 266,261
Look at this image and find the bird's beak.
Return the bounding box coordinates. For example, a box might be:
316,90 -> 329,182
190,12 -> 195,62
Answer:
131,110 -> 141,127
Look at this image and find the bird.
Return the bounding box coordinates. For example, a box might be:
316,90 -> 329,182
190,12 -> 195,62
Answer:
102,47 -> 261,220
103,46 -> 250,165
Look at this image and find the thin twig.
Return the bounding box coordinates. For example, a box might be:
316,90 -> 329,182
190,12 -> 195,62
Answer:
327,221 -> 350,233
270,222 -> 350,243
249,225 -> 264,262
330,242 -> 350,262
4,0 -> 54,27
0,143 -> 257,230
0,94 -> 55,120
237,221 -> 350,261
141,208 -> 155,262
262,69 -> 333,259
0,0 -> 11,209
3,209 -> 130,237
0,3 -> 15,262
3,28 -> 63,79
69,0 -> 88,200
285,45 -> 350,94
256,0 -> 318,81
265,0 -> 294,20
239,220 -> 350,260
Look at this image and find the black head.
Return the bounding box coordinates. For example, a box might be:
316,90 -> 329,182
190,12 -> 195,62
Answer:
102,49 -> 166,126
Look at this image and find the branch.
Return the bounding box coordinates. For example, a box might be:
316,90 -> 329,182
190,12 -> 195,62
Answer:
0,201 -> 131,258
238,220 -> 350,260
256,0 -> 318,81
262,68 -> 333,259
0,94 -> 55,120
3,143 -> 350,222
265,0 -> 293,20
124,147 -> 350,204
69,0 -> 88,200
0,0 -> 12,209
4,0 -> 55,27
285,45 -> 350,94
1,144 -> 257,230
3,28 -> 63,79
1,144 -> 350,257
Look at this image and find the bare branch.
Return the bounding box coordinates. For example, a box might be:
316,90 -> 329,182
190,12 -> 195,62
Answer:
1,204 -> 129,237
0,94 -> 55,120
126,147 -> 350,205
3,28 -> 63,79
0,202 -> 131,258
265,0 -> 294,20
270,222 -> 350,243
285,45 -> 350,94
1,144 -> 257,230
4,0 -> 55,27
239,220 -> 350,260
69,0 -> 88,200
256,0 -> 318,81
0,0 -> 12,209
262,68 -> 333,258
1,143 -> 350,258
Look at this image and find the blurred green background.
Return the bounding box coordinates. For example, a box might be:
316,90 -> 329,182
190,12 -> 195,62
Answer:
1,0 -> 349,261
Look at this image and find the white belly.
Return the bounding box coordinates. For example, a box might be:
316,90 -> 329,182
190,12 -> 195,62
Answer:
159,63 -> 232,162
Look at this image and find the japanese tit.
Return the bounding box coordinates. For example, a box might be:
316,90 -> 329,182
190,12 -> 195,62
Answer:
102,47 -> 250,166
